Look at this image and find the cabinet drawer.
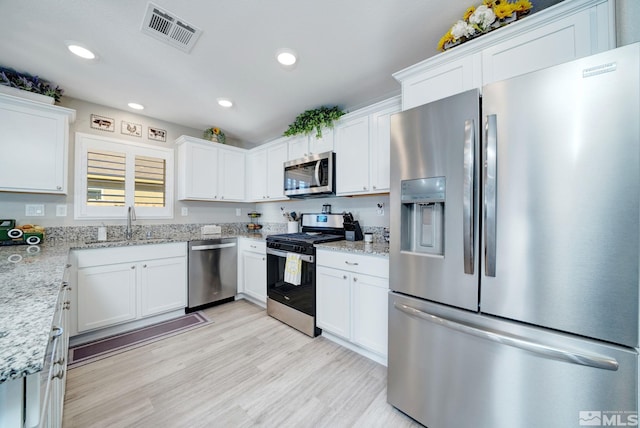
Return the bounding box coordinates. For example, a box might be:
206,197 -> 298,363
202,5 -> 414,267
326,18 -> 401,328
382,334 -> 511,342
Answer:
317,249 -> 389,278
238,238 -> 266,253
75,242 -> 187,267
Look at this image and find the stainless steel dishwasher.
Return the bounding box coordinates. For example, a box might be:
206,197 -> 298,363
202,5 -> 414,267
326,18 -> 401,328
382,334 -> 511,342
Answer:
187,238 -> 237,311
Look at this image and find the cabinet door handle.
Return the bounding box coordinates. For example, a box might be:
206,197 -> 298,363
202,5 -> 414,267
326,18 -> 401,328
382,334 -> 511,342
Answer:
51,326 -> 64,338
353,277 -> 358,282
56,186 -> 62,190
131,265 -> 136,269
362,186 -> 367,190
345,261 -> 359,266
343,275 -> 347,279
262,257 -> 266,261
250,245 -> 257,248
51,369 -> 65,380
54,357 -> 65,365
143,264 -> 147,268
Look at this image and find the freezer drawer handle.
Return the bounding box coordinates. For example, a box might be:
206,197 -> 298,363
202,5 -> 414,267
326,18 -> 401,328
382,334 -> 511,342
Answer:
191,243 -> 237,251
393,302 -> 619,371
484,115 -> 498,277
463,119 -> 475,274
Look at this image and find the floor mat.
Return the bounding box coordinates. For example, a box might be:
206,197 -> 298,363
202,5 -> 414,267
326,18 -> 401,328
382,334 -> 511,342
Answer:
68,311 -> 210,368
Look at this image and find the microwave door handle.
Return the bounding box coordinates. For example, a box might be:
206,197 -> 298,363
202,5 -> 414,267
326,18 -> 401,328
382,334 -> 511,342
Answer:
314,160 -> 322,187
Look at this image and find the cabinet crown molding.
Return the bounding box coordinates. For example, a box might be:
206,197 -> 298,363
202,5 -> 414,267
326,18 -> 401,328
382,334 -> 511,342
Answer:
0,92 -> 76,122
393,0 -> 614,82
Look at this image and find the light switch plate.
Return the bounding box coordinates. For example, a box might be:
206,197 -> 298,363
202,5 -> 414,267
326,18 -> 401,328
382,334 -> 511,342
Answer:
25,204 -> 45,217
181,207 -> 188,216
56,204 -> 67,217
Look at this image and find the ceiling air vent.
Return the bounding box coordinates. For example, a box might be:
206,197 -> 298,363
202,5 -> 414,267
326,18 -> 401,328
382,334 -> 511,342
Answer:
141,2 -> 202,53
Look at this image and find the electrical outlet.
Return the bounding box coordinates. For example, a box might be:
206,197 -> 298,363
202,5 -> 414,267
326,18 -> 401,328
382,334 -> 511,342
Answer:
377,202 -> 384,216
236,208 -> 241,217
56,204 -> 67,217
25,204 -> 45,217
181,207 -> 188,216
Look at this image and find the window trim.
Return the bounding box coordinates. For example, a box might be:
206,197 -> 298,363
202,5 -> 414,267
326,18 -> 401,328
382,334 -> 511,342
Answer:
74,132 -> 174,220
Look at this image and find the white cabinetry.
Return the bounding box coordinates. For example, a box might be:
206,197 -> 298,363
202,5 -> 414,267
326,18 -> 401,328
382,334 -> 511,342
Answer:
0,93 -> 75,194
22,276 -> 72,428
248,139 -> 288,201
394,0 -> 615,110
287,128 -> 334,160
237,238 -> 267,305
316,249 -> 389,364
176,136 -> 246,201
73,243 -> 187,336
335,97 -> 400,196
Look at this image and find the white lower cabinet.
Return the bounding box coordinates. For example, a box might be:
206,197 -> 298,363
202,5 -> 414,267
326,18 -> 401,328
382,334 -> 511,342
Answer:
237,238 -> 266,305
77,263 -> 137,331
316,249 -> 389,364
140,257 -> 187,317
73,243 -> 187,335
316,267 -> 351,338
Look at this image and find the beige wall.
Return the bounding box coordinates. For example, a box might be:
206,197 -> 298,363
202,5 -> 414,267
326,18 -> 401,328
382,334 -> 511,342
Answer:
0,97 -> 253,227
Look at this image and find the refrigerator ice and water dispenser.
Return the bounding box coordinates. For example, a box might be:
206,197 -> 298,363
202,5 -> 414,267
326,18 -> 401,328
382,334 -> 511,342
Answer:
400,177 -> 445,255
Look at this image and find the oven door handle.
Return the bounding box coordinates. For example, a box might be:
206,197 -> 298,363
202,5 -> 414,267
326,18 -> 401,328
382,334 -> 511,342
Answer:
266,248 -> 314,263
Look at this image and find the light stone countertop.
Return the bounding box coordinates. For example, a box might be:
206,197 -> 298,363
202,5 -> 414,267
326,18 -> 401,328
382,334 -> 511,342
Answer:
315,240 -> 390,257
0,233 -> 267,385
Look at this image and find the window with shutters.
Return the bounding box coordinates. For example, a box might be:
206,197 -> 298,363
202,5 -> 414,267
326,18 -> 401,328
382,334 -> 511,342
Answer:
75,133 -> 174,219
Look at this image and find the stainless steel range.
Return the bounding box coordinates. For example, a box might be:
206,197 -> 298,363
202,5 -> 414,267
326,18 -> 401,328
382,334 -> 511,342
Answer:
266,213 -> 344,337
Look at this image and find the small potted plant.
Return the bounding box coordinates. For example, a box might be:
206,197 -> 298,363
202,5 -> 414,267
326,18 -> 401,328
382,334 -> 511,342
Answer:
203,126 -> 226,144
0,66 -> 64,103
284,105 -> 345,139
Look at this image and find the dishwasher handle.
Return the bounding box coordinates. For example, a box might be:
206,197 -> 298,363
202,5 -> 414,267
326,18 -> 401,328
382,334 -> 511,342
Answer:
191,242 -> 237,251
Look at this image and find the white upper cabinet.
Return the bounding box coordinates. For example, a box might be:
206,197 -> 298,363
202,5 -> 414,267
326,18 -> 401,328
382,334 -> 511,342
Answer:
394,0 -> 615,110
335,115 -> 370,195
335,97 -> 400,196
399,54 -> 482,111
0,94 -> 75,194
218,148 -> 246,201
248,138 -> 288,202
287,127 -> 335,161
176,136 -> 245,201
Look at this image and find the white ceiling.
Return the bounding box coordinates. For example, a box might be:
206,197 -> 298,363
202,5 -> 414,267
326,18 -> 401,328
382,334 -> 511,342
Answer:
0,0 -> 559,147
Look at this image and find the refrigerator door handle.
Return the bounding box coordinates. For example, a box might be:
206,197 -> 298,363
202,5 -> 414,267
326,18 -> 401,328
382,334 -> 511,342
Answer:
463,119 -> 475,274
393,302 -> 619,371
484,115 -> 498,277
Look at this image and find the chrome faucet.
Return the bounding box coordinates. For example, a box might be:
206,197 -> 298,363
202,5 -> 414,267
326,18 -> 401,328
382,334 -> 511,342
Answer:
126,206 -> 136,240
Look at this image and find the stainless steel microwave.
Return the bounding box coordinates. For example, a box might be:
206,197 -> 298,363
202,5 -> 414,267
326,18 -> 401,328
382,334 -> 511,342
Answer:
284,151 -> 335,198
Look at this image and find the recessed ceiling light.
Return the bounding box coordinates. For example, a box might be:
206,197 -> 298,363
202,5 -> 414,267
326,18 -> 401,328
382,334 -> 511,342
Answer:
217,98 -> 233,108
128,102 -> 144,110
276,49 -> 297,66
66,43 -> 96,60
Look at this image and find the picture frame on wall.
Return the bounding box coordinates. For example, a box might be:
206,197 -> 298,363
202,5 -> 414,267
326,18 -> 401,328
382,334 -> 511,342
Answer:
121,120 -> 142,137
90,114 -> 115,132
148,126 -> 167,142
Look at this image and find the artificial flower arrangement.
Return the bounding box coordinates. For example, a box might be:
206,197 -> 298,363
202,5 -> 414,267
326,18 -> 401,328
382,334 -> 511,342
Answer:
203,126 -> 226,144
0,66 -> 64,102
438,0 -> 533,52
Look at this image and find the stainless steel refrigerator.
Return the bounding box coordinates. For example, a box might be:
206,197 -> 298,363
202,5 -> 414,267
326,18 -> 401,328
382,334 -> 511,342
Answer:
388,43 -> 639,428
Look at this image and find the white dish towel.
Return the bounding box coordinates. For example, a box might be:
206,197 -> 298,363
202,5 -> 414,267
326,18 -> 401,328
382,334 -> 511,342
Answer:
284,252 -> 302,286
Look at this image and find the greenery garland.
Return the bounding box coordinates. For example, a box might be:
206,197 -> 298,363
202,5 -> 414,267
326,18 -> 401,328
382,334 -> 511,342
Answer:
283,105 -> 345,139
0,66 -> 64,102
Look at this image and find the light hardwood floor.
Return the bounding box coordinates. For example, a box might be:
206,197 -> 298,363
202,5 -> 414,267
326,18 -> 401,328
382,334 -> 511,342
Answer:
63,299 -> 422,428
